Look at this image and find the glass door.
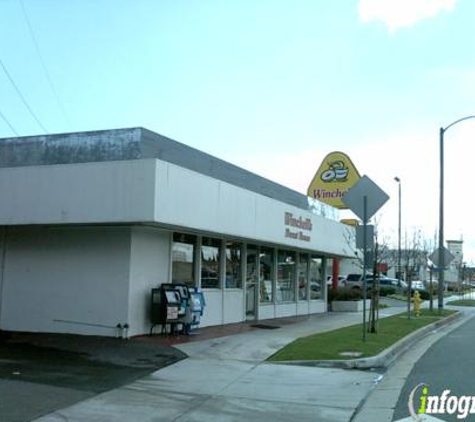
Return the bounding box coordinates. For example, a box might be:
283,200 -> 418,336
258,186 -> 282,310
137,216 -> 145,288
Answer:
246,245 -> 258,320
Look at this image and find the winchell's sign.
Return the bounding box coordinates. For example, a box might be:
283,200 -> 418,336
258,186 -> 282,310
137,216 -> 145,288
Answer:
307,151 -> 361,209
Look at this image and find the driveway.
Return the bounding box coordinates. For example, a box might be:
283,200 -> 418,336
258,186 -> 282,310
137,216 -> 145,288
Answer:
0,332 -> 185,422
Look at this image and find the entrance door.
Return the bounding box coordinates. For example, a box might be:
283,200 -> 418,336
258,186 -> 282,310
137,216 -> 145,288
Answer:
246,281 -> 257,320
246,245 -> 258,320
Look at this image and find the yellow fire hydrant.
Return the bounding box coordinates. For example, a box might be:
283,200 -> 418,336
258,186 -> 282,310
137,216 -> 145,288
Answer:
413,290 -> 422,317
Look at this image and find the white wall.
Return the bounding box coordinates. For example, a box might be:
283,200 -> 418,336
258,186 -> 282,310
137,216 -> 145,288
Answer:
297,301 -> 310,315
200,290 -> 223,327
0,226 -> 131,336
310,301 -> 326,314
0,158 -> 350,335
0,160 -> 156,225
339,258 -> 363,276
223,290 -> 245,324
155,160 -> 355,258
128,227 -> 172,336
0,159 -> 355,259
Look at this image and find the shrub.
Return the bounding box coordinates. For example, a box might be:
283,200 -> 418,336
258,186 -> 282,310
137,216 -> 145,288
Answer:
380,286 -> 396,297
415,290 -> 432,301
328,287 -> 363,302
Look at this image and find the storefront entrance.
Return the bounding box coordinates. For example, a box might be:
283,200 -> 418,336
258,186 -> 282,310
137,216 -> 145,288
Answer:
246,245 -> 258,320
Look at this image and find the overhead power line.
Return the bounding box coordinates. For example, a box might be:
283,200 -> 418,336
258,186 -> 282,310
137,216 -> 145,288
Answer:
0,107 -> 19,136
0,56 -> 48,134
20,0 -> 71,129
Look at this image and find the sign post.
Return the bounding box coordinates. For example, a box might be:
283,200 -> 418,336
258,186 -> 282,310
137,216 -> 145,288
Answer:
429,247 -> 455,309
343,175 -> 389,341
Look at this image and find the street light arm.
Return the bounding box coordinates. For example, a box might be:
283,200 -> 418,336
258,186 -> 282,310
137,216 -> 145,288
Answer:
443,115 -> 475,133
438,113 -> 475,313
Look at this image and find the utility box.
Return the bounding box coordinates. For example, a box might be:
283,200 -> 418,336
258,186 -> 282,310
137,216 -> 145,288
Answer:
150,285 -> 181,332
150,284 -> 206,335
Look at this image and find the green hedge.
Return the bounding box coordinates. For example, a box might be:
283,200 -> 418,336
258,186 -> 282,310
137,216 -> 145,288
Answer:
328,287 -> 363,302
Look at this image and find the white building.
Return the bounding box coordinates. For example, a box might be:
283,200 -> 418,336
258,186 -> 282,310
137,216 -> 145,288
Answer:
445,239 -> 463,283
0,128 -> 355,337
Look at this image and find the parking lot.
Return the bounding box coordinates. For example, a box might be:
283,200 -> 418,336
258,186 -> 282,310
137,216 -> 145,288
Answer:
0,331 -> 186,422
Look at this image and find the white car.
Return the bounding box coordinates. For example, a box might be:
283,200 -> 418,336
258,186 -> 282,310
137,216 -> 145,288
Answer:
326,275 -> 347,288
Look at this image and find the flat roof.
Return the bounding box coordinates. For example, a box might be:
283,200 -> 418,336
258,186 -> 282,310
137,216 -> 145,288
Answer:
0,127 -> 311,211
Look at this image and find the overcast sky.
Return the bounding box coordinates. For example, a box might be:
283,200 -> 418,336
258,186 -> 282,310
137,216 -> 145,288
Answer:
1,0 -> 475,262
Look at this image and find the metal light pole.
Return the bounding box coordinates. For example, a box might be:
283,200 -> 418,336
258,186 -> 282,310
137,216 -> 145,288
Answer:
362,196 -> 368,342
394,177 -> 405,318
438,115 -> 475,313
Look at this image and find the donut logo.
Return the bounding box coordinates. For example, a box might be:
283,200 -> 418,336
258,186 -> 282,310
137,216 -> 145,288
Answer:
320,160 -> 349,183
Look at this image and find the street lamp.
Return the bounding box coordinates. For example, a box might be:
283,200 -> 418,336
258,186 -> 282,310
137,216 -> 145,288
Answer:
394,177 -> 406,318
438,115 -> 475,312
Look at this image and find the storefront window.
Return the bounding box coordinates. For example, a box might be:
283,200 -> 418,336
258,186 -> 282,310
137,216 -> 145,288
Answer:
172,233 -> 195,287
310,255 -> 323,300
247,245 -> 258,285
260,247 -> 274,303
201,237 -> 221,288
298,254 -> 309,300
246,245 -> 258,317
277,250 -> 296,302
225,242 -> 242,288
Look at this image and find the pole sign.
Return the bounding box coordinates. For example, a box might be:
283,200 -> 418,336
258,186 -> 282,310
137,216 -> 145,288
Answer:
356,225 -> 374,250
307,151 -> 361,209
342,175 -> 390,221
429,247 -> 454,268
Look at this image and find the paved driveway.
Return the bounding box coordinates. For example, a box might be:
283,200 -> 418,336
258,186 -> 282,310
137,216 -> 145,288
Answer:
33,313 -> 391,422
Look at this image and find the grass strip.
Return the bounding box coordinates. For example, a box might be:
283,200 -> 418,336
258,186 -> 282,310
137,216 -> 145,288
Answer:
446,299 -> 475,307
268,309 -> 456,362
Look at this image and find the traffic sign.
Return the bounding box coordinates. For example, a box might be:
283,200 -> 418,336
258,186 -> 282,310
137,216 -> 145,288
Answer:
342,175 -> 389,221
356,225 -> 374,250
429,247 -> 455,268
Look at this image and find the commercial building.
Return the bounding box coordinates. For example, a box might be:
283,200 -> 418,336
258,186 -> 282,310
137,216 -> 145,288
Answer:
445,239 -> 464,284
0,128 -> 355,337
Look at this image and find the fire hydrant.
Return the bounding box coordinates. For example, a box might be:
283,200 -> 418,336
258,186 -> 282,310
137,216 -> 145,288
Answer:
413,290 -> 422,317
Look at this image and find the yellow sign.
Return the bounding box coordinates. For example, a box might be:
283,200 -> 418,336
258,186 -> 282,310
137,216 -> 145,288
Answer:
340,218 -> 359,226
307,151 -> 361,209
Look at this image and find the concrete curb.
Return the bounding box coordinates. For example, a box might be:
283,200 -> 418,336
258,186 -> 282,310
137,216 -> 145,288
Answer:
270,311 -> 461,369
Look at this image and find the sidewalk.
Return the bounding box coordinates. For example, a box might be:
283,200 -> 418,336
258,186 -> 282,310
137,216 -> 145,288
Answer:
353,293 -> 475,422
33,307 -> 406,422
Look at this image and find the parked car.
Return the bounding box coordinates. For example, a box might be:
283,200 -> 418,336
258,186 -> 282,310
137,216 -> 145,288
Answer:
345,273 -> 365,289
310,280 -> 323,299
326,275 -> 347,288
396,279 -> 408,292
378,276 -> 398,287
409,280 -> 426,292
347,274 -> 400,291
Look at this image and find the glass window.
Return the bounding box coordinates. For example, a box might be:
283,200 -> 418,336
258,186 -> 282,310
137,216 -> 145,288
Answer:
260,247 -> 274,303
277,250 -> 296,302
247,245 -> 258,285
298,254 -> 309,300
201,237 -> 221,289
246,245 -> 258,317
172,233 -> 195,287
310,255 -> 323,300
225,242 -> 242,288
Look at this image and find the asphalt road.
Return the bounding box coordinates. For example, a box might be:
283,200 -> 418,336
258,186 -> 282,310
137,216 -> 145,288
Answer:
0,332 -> 186,422
392,313 -> 475,421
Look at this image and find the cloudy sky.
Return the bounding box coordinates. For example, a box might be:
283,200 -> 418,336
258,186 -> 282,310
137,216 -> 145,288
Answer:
1,0 -> 474,261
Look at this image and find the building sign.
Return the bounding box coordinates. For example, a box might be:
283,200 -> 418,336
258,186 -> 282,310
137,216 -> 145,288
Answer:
340,218 -> 359,226
307,151 -> 361,209
284,212 -> 312,242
